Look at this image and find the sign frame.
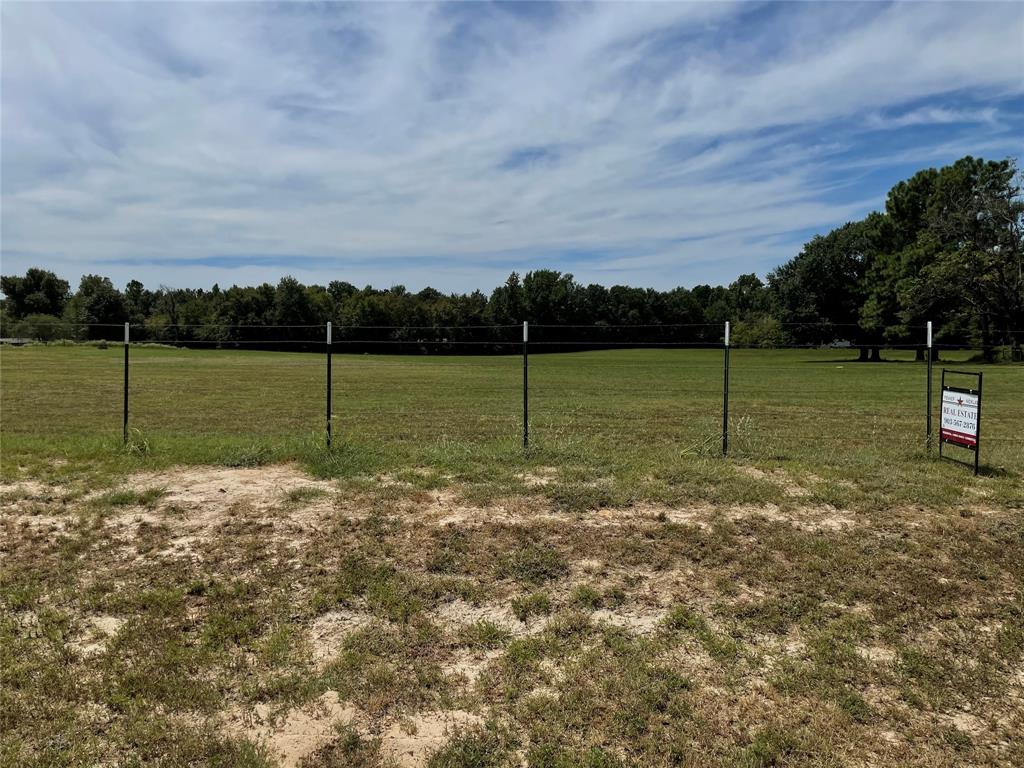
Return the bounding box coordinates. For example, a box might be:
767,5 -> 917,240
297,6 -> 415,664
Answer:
938,369 -> 983,475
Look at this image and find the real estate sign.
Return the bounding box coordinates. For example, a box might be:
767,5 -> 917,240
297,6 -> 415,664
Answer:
940,388 -> 979,448
938,369 -> 983,475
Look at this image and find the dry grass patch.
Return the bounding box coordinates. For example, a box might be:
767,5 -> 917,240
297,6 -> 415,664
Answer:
3,462 -> 1023,767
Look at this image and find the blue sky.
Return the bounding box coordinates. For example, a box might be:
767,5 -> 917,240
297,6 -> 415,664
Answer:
2,1 -> 1022,293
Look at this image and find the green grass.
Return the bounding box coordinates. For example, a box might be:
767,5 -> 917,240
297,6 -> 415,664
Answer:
1,345 -> 1022,507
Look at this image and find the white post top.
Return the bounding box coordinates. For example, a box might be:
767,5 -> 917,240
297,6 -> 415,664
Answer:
927,321 -> 932,348
724,320 -> 730,347
124,322 -> 130,343
327,321 -> 332,344
523,320 -> 528,343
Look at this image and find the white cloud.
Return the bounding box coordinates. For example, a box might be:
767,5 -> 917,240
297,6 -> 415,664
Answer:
2,1 -> 1022,292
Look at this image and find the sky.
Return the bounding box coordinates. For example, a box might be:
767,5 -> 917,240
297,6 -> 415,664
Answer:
2,1 -> 1023,294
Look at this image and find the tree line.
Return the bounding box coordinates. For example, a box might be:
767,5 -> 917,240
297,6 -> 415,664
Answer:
2,155 -> 1020,359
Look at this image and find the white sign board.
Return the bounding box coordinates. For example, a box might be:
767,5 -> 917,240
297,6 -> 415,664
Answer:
940,388 -> 979,448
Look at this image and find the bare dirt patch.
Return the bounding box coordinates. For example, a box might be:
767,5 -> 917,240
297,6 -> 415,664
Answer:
126,464 -> 337,517
309,610 -> 374,666
444,648 -> 504,687
0,479 -> 50,500
0,480 -> 75,529
734,464 -> 813,497
102,466 -> 860,538
724,501 -> 856,531
431,598 -> 530,637
418,490 -> 563,528
858,644 -> 897,664
590,501 -> 856,532
226,690 -> 360,768
104,465 -> 342,552
227,691 -> 483,768
517,466 -> 559,487
71,615 -> 125,658
380,710 -> 483,767
591,606 -> 665,635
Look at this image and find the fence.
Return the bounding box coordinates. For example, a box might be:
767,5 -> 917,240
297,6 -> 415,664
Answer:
2,321 -> 1022,472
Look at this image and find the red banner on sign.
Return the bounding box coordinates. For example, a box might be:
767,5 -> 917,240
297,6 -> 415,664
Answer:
941,427 -> 977,447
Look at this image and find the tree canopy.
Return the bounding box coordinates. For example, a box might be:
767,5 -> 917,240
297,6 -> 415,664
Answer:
2,156 -> 1020,358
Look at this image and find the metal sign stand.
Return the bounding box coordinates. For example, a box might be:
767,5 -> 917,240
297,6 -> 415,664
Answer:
938,369 -> 983,475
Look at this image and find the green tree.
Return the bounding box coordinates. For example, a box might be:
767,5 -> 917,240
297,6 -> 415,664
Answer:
12,313 -> 71,341
522,270 -> 578,325
486,273 -> 526,325
65,275 -> 126,339
273,276 -> 317,334
0,268 -> 70,319
769,218 -> 887,358
727,273 -> 769,319
918,156 -> 1023,359
124,280 -> 156,327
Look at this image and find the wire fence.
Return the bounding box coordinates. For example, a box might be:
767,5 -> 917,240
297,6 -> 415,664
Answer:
2,321 -> 1022,472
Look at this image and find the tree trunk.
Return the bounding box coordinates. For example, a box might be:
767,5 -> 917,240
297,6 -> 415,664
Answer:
858,346 -> 870,362
915,347 -> 925,362
870,347 -> 882,362
930,347 -> 941,362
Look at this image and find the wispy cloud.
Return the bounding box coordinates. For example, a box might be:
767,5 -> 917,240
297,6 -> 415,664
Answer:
2,1 -> 1022,291
865,106 -> 1000,130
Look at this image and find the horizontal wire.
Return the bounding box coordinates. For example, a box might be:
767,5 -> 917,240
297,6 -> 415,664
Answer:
149,339 -> 322,346
529,341 -> 727,348
530,323 -> 720,329
331,339 -> 518,346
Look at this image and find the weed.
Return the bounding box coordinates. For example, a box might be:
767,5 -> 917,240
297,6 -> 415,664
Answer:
498,544 -> 568,585
460,620 -> 511,649
222,443 -> 273,468
663,605 -> 741,662
511,592 -> 552,623
571,584 -> 603,610
93,487 -> 165,508
283,486 -> 328,504
426,723 -> 512,768
302,724 -> 382,767
737,726 -> 798,767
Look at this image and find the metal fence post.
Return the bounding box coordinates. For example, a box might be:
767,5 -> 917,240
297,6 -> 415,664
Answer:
974,372 -> 983,476
926,320 -> 933,452
123,322 -> 130,444
326,321 -> 333,449
722,320 -> 730,456
523,321 -> 529,451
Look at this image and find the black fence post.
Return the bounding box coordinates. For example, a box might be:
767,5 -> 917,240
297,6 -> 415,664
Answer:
975,372 -> 983,476
722,320 -> 730,456
522,321 -> 529,451
926,320 -> 933,452
123,322 -> 130,444
326,321 -> 333,449
939,368 -> 946,463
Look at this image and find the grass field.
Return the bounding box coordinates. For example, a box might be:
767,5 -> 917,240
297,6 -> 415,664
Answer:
2,345 -> 1023,766
3,344 -> 1023,499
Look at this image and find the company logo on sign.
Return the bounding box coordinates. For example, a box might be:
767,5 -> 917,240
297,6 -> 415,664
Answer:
940,389 -> 979,447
